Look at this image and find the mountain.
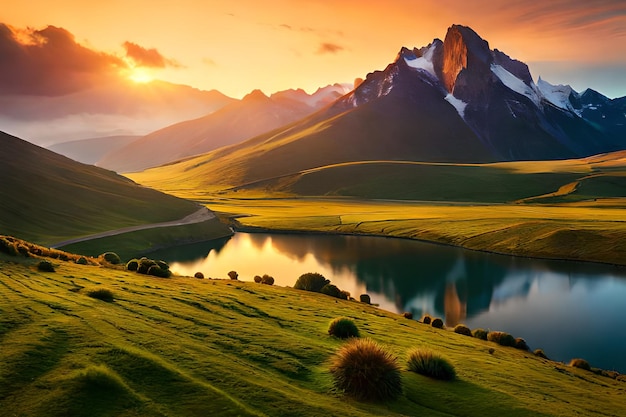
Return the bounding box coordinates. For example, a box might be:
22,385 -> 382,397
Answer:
131,24 -> 625,189
98,85 -> 351,173
48,135 -> 140,165
0,80 -> 235,146
0,131 -> 219,245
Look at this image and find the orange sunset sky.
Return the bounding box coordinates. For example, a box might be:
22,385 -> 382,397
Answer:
2,0 -> 626,99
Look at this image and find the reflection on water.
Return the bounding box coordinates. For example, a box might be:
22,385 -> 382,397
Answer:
148,232 -> 626,373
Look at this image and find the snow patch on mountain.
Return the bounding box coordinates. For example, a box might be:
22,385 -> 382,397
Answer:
491,64 -> 540,105
536,78 -> 580,115
445,93 -> 467,119
404,43 -> 437,78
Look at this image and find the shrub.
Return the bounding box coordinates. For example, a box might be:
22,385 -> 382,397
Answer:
406,348 -> 456,381
454,324 -> 472,336
487,331 -> 516,347
402,312 -> 413,319
431,318 -> 444,329
156,260 -> 169,270
126,259 -> 139,271
534,349 -> 549,359
294,272 -> 329,292
194,272 -> 205,279
137,258 -> 156,274
253,275 -> 262,283
87,288 -> 114,302
102,252 -> 121,265
421,314 -> 432,325
17,244 -> 30,256
338,290 -> 350,300
261,274 -> 274,285
472,328 -> 489,340
514,338 -> 530,351
0,238 -> 19,256
569,358 -> 591,371
321,283 -> 342,298
37,260 -> 55,272
147,265 -> 171,278
76,256 -> 88,265
359,294 -> 371,304
228,270 -> 238,280
330,338 -> 402,402
328,317 -> 360,339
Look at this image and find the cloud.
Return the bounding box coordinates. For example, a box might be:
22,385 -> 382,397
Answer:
316,42 -> 344,54
0,23 -> 124,96
123,41 -> 180,68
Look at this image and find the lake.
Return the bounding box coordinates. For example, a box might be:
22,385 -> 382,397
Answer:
148,232 -> 626,373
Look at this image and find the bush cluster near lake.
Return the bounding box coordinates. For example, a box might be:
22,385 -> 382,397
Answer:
253,274 -> 275,285
294,272 -> 350,300
0,235 -> 99,265
126,257 -> 171,278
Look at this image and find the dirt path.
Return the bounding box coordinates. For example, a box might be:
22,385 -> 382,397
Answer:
51,207 -> 215,248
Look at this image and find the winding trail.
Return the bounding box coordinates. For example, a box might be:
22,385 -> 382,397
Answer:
51,207 -> 215,248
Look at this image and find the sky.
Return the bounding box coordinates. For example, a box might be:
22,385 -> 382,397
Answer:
2,0 -> 626,99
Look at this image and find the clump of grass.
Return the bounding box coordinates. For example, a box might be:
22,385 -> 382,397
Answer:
330,338 -> 402,402
194,272 -> 205,279
421,314 -> 432,325
514,338 -> 530,351
86,288 -> 114,302
534,349 -> 549,359
359,294 -> 371,304
321,283 -> 341,298
431,318 -> 444,329
472,328 -> 489,340
0,237 -> 19,256
406,348 -> 456,381
328,317 -> 360,339
453,324 -> 472,336
569,358 -> 592,371
402,312 -> 413,319
37,260 -> 55,272
76,256 -> 88,265
487,331 -> 516,347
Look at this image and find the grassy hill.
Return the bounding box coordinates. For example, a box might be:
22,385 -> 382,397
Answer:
1,241 -> 625,416
0,131 -> 230,248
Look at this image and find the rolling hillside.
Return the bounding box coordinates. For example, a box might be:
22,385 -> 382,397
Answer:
0,131 -> 229,246
1,247 -> 625,416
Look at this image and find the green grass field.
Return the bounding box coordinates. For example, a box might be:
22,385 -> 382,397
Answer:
1,246 -> 625,416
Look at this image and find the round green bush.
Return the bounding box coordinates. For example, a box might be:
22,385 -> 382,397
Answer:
228,270 -> 238,280
421,314 -> 432,325
569,358 -> 592,371
137,258 -> 156,274
86,288 -> 114,302
407,348 -> 456,381
194,272 -> 205,279
261,274 -> 274,285
102,252 -> 121,265
338,290 -> 350,300
37,260 -> 55,272
454,324 -> 472,336
472,328 -> 489,340
534,349 -> 549,359
487,331 -> 516,347
402,312 -> 413,319
359,294 -> 371,304
294,272 -> 329,292
321,283 -> 342,298
147,265 -> 171,278
330,338 -> 402,402
328,317 -> 360,339
0,237 -> 19,256
126,259 -> 139,271
156,260 -> 169,270
514,337 -> 530,351
431,318 -> 444,329
76,256 -> 88,265
253,275 -> 262,283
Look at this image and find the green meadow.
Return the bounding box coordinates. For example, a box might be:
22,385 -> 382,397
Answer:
1,244 -> 625,416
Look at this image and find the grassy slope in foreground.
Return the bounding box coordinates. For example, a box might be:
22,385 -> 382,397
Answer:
1,251 -> 625,417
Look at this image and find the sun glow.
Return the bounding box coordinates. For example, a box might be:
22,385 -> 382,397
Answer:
128,67 -> 154,83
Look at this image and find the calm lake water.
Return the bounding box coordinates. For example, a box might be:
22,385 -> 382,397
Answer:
148,232 -> 626,373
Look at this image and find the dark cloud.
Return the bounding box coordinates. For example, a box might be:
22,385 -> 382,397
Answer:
316,42 -> 344,54
0,23 -> 124,96
123,41 -> 180,68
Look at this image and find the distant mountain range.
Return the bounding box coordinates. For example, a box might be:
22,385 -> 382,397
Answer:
96,84 -> 350,172
132,24 -> 625,189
